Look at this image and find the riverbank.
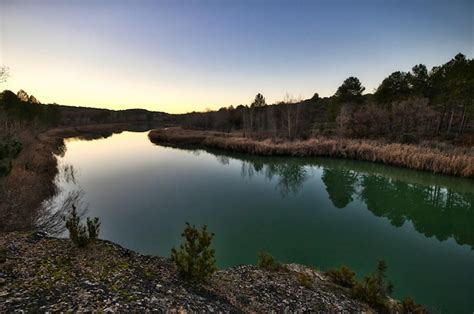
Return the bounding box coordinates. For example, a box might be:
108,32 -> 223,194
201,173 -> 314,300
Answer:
0,231 -> 379,312
0,123 -> 153,232
149,127 -> 474,178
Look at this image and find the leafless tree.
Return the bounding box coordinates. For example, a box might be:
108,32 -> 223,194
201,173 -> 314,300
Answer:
0,65 -> 9,83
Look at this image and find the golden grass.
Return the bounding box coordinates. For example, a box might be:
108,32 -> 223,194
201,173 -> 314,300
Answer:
149,127 -> 474,178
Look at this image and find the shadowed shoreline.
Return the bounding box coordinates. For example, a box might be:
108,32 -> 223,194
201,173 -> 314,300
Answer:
0,123 -> 157,232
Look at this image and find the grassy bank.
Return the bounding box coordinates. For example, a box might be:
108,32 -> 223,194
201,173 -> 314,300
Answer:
149,127 -> 474,178
0,123 -> 150,232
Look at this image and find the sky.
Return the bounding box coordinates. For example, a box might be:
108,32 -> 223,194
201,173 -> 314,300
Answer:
0,0 -> 473,113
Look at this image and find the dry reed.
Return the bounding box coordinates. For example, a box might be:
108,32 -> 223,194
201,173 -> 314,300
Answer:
149,128 -> 474,178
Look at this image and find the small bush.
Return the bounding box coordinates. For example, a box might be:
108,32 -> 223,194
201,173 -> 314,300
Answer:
296,272 -> 313,288
86,217 -> 100,240
351,260 -> 394,312
326,265 -> 356,288
0,136 -> 22,177
257,251 -> 282,271
171,222 -> 217,283
65,205 -> 100,248
401,297 -> 426,314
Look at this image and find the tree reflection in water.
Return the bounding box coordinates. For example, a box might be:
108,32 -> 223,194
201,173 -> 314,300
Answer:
239,159 -> 309,197
321,168 -> 358,209
207,147 -> 474,249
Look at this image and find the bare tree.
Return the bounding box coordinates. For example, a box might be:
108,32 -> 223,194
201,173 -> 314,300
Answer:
281,94 -> 302,139
0,65 -> 10,83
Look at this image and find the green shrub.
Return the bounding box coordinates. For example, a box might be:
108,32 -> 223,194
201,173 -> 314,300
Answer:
171,222 -> 217,283
326,265 -> 356,288
0,136 -> 22,177
257,251 -> 283,271
351,260 -> 394,312
86,217 -> 101,240
65,205 -> 100,248
296,272 -> 313,288
401,297 -> 426,314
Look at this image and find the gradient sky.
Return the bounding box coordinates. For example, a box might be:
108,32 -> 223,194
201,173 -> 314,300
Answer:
1,0 -> 473,113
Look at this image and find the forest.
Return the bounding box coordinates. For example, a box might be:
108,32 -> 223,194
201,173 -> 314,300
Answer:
178,53 -> 473,145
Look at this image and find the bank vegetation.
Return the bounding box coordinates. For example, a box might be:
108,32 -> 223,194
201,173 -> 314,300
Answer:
149,127 -> 473,178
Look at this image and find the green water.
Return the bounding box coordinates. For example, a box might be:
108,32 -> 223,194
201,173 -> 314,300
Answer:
51,131 -> 474,313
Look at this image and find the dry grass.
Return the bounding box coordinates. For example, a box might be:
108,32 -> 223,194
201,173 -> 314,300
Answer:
0,129 -> 60,231
149,127 -> 474,178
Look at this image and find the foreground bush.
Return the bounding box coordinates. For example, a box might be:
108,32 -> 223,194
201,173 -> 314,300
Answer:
325,265 -> 356,288
351,260 -> 394,312
65,205 -> 100,248
326,261 -> 426,312
296,272 -> 314,288
401,297 -> 427,314
0,135 -> 22,177
257,251 -> 284,271
171,223 -> 217,283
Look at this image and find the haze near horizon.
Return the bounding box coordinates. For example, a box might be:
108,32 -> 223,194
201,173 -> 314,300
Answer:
1,0 -> 472,113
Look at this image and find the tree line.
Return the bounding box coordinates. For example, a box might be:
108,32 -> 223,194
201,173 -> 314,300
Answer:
179,53 -> 473,144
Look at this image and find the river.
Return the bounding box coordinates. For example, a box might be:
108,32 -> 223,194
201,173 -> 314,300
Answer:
49,130 -> 474,313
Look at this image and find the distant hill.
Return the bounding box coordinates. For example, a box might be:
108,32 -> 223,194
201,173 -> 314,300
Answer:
0,89 -> 172,127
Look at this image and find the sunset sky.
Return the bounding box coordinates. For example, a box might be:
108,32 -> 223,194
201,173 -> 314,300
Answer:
1,0 -> 473,113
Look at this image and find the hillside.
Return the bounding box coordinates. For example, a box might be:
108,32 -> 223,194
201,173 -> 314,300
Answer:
0,232 -> 379,312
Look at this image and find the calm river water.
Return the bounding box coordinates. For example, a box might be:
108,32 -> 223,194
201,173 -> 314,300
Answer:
50,131 -> 474,313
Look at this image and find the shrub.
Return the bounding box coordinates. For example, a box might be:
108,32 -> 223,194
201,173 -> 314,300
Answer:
65,205 -> 100,248
257,251 -> 283,271
325,265 -> 356,288
401,297 -> 426,314
86,217 -> 101,240
171,222 -> 217,283
296,272 -> 313,288
0,136 -> 22,177
351,260 -> 394,312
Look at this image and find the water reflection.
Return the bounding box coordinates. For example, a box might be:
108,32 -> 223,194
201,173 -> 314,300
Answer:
180,147 -> 474,249
322,168 -> 358,209
38,163 -> 88,235
359,174 -> 473,248
238,158 -> 310,196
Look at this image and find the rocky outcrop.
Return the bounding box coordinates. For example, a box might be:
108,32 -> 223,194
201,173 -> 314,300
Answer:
0,232 -> 374,312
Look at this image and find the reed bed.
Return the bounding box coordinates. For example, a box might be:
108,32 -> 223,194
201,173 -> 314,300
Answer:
149,128 -> 474,178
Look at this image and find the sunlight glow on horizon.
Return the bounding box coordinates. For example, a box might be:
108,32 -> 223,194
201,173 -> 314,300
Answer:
1,0 -> 472,114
